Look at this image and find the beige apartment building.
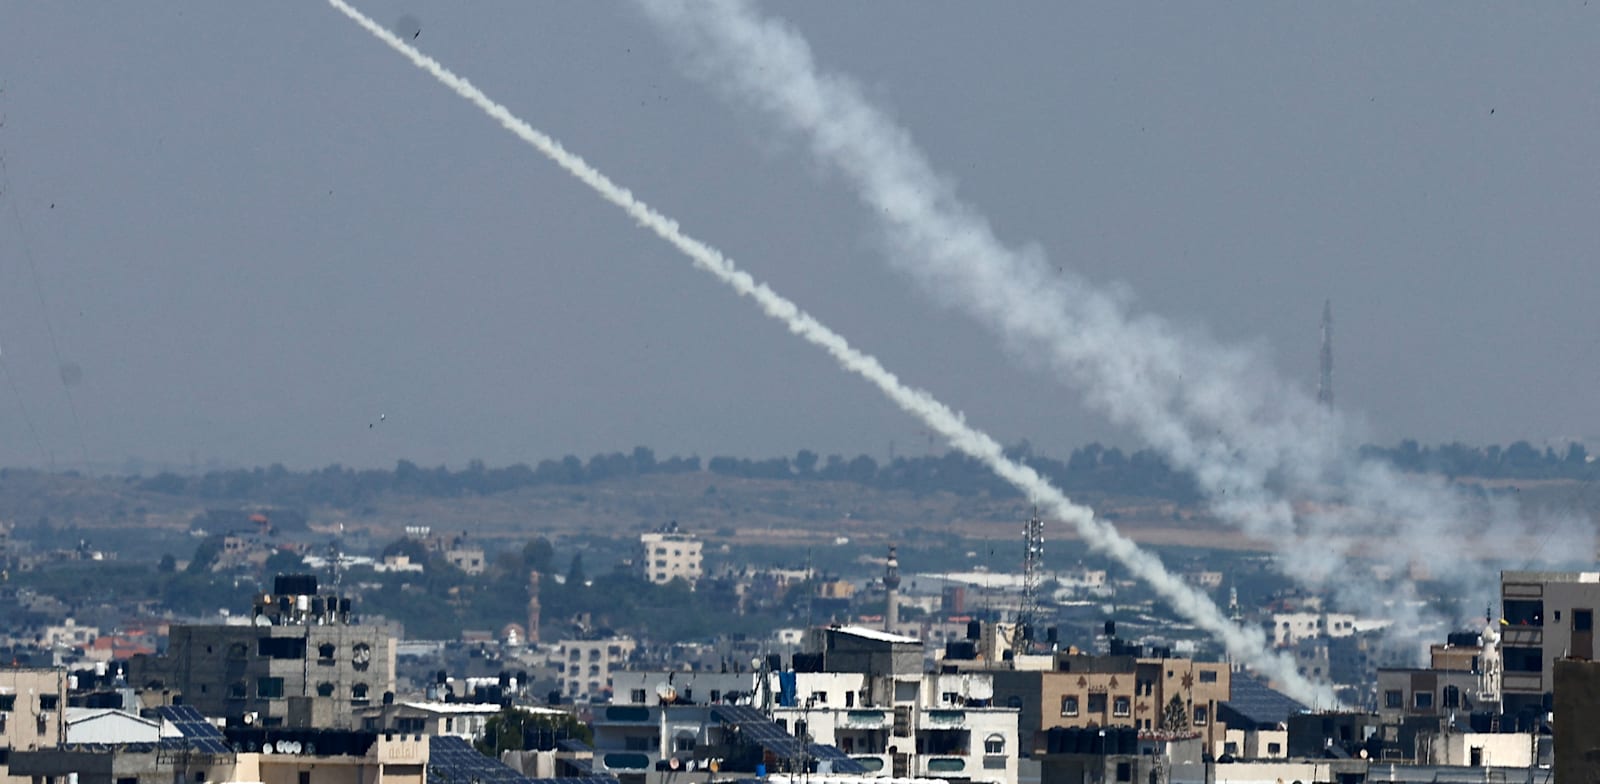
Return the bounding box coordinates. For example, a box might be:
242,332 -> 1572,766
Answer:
639,526 -> 703,586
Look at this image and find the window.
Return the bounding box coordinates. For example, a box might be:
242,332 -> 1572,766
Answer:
1413,691 -> 1434,709
228,682 -> 247,700
1443,685 -> 1461,708
1384,690 -> 1403,709
811,691 -> 826,705
1268,742 -> 1282,755
1504,646 -> 1544,673
299,773 -> 311,784
1577,609 -> 1594,633
1088,693 -> 1106,713
710,690 -> 721,703
1116,762 -> 1131,782
257,677 -> 285,699
1224,742 -> 1239,755
942,691 -> 960,704
318,643 -> 336,661
316,682 -> 335,697
1113,696 -> 1131,717
631,689 -> 647,703
258,637 -> 307,659
1504,599 -> 1544,627
0,695 -> 14,711
1193,706 -> 1208,726
1061,695 -> 1079,716
676,736 -> 696,752
985,734 -> 1005,754
39,695 -> 58,710
352,684 -> 370,705
397,717 -> 425,733
1199,671 -> 1218,683
351,643 -> 372,671
624,736 -> 655,751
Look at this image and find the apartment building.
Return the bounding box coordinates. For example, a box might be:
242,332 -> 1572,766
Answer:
1499,569 -> 1600,717
640,525 -> 703,587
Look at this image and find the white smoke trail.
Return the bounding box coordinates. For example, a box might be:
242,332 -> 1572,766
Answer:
326,0 -> 1340,706
636,0 -> 1593,639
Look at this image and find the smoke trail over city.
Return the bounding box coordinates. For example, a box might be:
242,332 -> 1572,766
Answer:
325,0 -> 1340,706
636,0 -> 1593,638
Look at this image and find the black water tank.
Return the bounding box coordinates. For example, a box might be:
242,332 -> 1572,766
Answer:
1046,626 -> 1059,644
1104,620 -> 1116,637
967,620 -> 982,640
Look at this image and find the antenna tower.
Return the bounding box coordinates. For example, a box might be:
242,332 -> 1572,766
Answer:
1317,299 -> 1334,408
1020,511 -> 1045,628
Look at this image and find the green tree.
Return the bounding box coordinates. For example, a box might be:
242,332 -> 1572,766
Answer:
566,554 -> 587,587
157,553 -> 177,574
475,708 -> 592,756
1161,694 -> 1189,732
263,548 -> 306,576
186,536 -> 223,574
523,537 -> 554,573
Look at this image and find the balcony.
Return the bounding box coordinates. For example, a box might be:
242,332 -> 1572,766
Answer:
924,710 -> 967,727
923,757 -> 968,774
843,710 -> 888,729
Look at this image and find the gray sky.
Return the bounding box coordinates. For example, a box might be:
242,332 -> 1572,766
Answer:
0,3 -> 1596,472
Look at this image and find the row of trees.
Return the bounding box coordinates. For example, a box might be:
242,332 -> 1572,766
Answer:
130,439 -> 1596,510
1359,440 -> 1593,480
133,443 -> 1201,507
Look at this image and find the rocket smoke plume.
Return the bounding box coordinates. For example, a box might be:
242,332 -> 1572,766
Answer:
326,0 -> 1340,706
636,0 -> 1594,638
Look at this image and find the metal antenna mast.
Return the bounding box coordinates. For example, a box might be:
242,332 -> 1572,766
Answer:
1318,299 -> 1334,408
1020,510 -> 1045,629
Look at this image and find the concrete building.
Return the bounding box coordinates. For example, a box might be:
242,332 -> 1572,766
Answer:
640,524 -> 703,586
356,700 -> 509,740
609,626 -> 1019,784
557,637 -> 638,702
1268,611 -> 1357,648
0,667 -> 67,784
127,574 -> 396,729
444,546 -> 487,576
1554,658 -> 1600,784
1500,569 -> 1600,718
969,650 -> 1230,754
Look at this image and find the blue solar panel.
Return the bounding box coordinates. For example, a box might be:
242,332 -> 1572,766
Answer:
1221,676 -> 1308,729
155,705 -> 231,755
428,736 -> 538,784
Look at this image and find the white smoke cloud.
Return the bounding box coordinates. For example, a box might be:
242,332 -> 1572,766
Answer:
634,0 -> 1594,645
325,0 -> 1341,707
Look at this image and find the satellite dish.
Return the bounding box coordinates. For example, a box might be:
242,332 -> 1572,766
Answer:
262,742 -> 274,755
669,757 -> 681,770
655,682 -> 676,703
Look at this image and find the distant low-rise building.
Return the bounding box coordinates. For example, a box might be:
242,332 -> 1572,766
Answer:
641,524 -> 703,587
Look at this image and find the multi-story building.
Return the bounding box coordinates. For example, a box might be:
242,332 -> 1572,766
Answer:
1268,611 -> 1357,648
0,667 -> 67,784
640,524 -> 703,587
556,637 -> 638,702
959,644 -> 1230,754
127,575 -> 396,729
1499,569 -> 1600,717
608,626 -> 1019,784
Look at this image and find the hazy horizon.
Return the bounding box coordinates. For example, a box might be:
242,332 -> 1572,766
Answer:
2,3 -> 1596,472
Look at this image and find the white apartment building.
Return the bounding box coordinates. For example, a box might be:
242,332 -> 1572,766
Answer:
640,528 -> 703,587
1269,611 -> 1357,647
557,637 -> 638,702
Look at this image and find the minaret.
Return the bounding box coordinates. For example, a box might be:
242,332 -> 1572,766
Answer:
883,545 -> 901,632
1317,299 -> 1334,408
526,570 -> 541,645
